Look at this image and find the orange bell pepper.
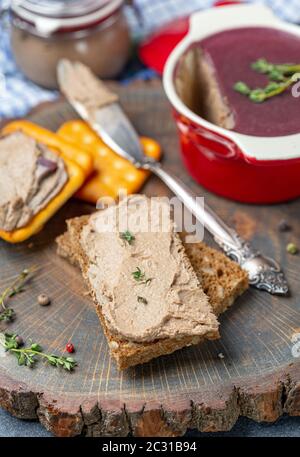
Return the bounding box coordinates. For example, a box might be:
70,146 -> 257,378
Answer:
0,122 -> 92,243
57,120 -> 162,203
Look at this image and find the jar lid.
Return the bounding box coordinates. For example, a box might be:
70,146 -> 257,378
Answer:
11,0 -> 124,35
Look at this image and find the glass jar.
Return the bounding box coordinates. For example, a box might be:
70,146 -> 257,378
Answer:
10,0 -> 131,89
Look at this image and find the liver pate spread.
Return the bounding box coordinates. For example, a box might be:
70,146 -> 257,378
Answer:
176,27 -> 300,137
59,60 -> 118,116
80,195 -> 219,343
0,132 -> 68,232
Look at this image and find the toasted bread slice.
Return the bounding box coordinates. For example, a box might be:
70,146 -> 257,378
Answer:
57,216 -> 248,369
183,241 -> 248,316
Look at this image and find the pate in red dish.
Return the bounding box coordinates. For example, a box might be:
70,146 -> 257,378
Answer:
177,27 -> 300,137
164,5 -> 300,203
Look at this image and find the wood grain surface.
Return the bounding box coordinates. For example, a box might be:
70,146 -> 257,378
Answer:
0,82 -> 299,437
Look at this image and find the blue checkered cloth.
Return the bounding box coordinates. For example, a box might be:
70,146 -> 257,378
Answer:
1,0 -> 300,119
0,32 -> 57,119
126,0 -> 300,35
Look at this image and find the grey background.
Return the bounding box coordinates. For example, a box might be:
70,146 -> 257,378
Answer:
0,407 -> 299,437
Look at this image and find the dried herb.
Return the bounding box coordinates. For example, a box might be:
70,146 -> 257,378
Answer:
0,309 -> 15,322
0,333 -> 77,371
234,78 -> 296,103
0,266 -> 37,322
251,59 -> 300,77
234,81 -> 251,96
132,267 -> 152,285
132,267 -> 144,281
234,58 -> 300,103
137,296 -> 148,305
120,230 -> 135,245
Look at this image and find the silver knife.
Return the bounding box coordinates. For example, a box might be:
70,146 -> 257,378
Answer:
57,60 -> 288,296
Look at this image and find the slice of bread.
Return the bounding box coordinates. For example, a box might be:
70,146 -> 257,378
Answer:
57,216 -> 248,369
183,241 -> 248,317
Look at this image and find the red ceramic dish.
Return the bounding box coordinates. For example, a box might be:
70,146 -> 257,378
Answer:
139,16 -> 189,75
163,5 -> 300,203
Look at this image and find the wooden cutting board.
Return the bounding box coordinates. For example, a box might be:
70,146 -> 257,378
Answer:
0,82 -> 299,437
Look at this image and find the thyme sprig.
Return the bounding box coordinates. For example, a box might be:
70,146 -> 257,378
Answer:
0,266 -> 37,322
234,58 -> 300,103
1,333 -> 77,371
252,58 -> 300,77
132,267 -> 152,285
234,78 -> 297,103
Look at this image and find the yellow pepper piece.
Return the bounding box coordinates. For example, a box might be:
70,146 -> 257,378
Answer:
3,120 -> 94,178
0,157 -> 85,243
57,120 -> 161,203
0,122 -> 90,243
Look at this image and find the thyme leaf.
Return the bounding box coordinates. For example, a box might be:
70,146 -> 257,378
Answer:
234,81 -> 251,96
251,58 -> 300,76
0,308 -> 15,322
120,231 -> 135,245
132,267 -> 152,285
137,296 -> 148,305
132,267 -> 145,281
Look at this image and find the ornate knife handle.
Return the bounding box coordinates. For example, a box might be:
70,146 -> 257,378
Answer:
150,163 -> 245,250
149,163 -> 288,295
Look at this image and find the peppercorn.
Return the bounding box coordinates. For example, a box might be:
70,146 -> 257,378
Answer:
15,336 -> 24,347
287,243 -> 298,255
278,219 -> 291,232
66,342 -> 75,353
37,294 -> 51,306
